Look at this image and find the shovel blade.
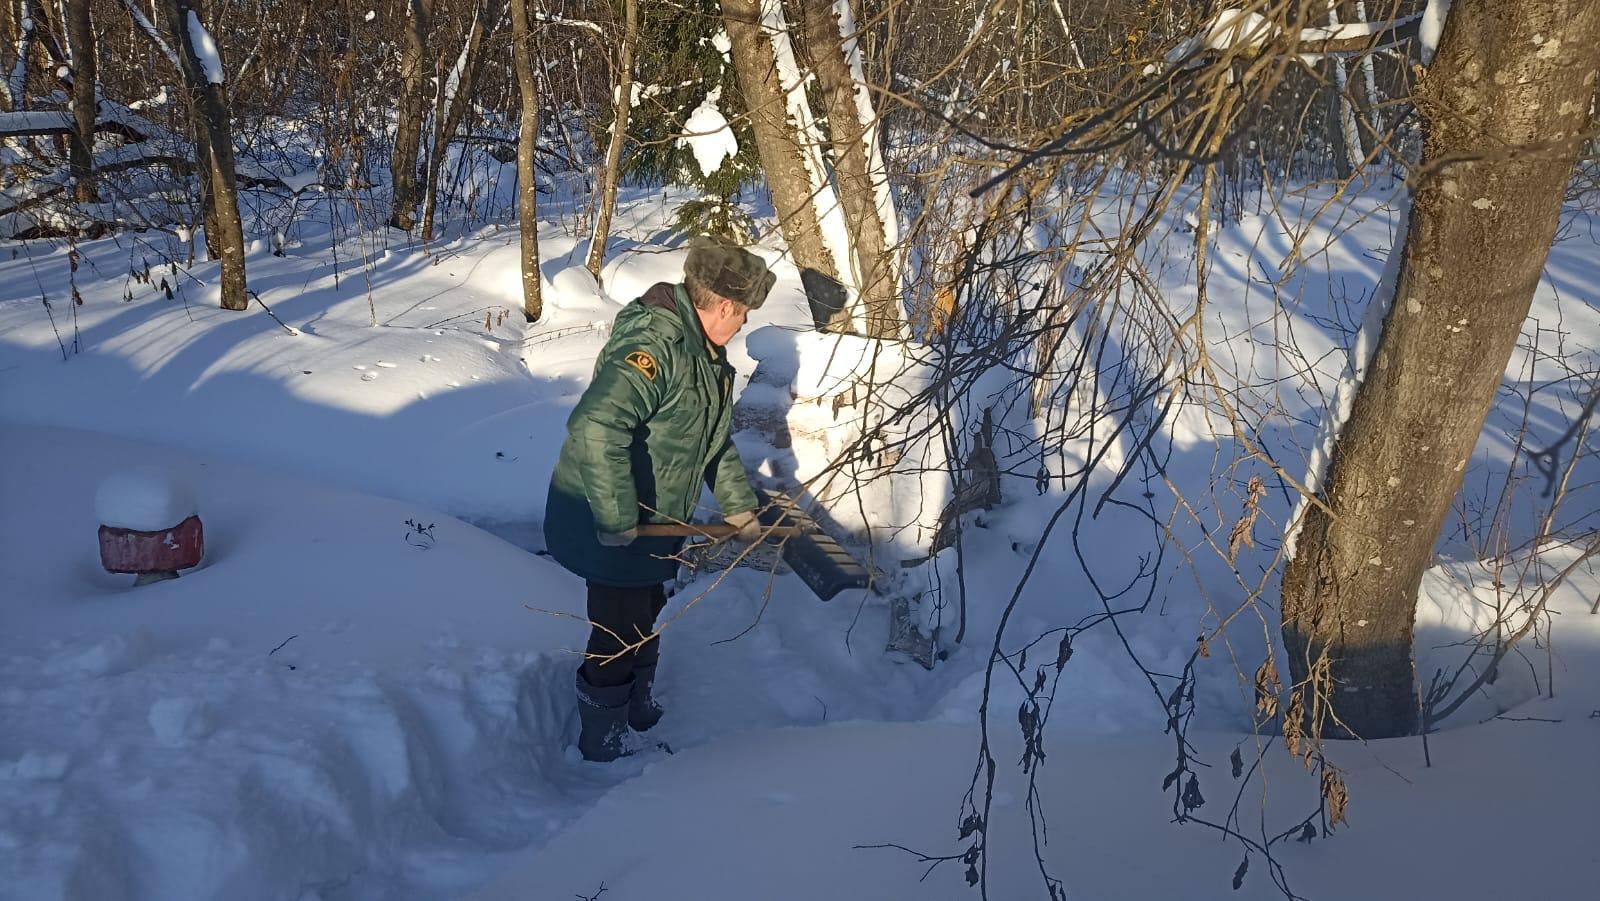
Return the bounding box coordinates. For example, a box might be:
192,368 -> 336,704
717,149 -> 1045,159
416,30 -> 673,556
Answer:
756,490 -> 871,601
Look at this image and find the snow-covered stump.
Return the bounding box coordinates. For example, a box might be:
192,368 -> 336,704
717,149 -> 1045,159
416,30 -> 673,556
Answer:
95,469 -> 204,586
739,329 -> 955,557
736,328 -> 965,662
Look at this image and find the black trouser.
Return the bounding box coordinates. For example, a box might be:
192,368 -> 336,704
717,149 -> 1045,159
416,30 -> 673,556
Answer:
582,581 -> 667,687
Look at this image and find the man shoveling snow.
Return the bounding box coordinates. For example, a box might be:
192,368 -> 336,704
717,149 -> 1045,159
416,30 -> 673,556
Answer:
544,236 -> 774,762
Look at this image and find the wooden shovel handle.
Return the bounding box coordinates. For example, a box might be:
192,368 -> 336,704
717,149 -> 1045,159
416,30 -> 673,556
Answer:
635,523 -> 805,539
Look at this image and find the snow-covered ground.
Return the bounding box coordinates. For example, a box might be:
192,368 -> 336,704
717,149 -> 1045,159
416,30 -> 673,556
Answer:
1,187 -> 1596,900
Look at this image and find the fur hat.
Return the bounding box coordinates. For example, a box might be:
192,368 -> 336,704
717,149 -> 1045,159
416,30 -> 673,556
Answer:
684,236 -> 775,309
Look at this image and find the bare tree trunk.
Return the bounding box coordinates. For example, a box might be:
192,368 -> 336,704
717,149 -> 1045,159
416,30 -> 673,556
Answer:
159,0 -> 246,310
584,0 -> 636,284
1348,0 -> 1385,165
509,0 -> 542,322
26,0 -> 59,103
1,0 -> 19,112
720,0 -> 847,285
390,0 -> 432,231
421,0 -> 501,242
65,0 -> 96,202
1281,0 -> 1600,740
798,0 -> 901,337
1325,2 -> 1366,175
191,111 -> 219,253
2,0 -> 35,163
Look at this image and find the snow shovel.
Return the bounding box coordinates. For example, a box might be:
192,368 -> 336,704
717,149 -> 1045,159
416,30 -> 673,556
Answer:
756,490 -> 936,667
634,491 -> 869,602
638,490 -> 938,667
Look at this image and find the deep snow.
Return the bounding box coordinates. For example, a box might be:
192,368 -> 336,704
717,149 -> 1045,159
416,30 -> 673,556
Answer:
1,184 -> 1596,900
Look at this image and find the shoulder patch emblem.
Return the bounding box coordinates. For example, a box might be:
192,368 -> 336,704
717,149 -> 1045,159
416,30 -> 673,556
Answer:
624,350 -> 659,381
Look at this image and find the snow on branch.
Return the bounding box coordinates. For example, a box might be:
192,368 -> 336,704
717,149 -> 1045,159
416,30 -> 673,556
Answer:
0,110 -> 76,137
0,98 -> 170,142
117,0 -> 182,71
532,12 -> 605,38
1154,2 -> 1446,74
185,12 -> 225,84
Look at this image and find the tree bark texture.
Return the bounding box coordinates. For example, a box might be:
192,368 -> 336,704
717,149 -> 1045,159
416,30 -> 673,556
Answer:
585,0 -> 637,284
509,0 -> 542,321
0,2 -> 15,103
1281,0 -> 1600,740
797,0 -> 900,337
390,0 -> 433,231
421,0 -> 501,242
65,0 -> 96,202
162,0 -> 247,311
720,0 -> 841,283
3,0 -> 30,111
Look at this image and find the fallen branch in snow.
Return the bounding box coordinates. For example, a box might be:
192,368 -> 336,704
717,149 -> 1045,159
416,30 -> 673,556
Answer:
0,96 -> 173,142
0,144 -> 335,237
249,290 -> 298,336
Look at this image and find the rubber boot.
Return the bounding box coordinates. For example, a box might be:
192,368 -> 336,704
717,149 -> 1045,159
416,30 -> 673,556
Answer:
629,662 -> 665,732
575,668 -> 632,762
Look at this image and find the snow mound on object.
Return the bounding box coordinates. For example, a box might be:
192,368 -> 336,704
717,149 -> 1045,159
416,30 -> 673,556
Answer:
546,265 -> 615,314
499,264 -> 622,332
94,467 -> 197,531
679,86 -> 739,177
737,328 -> 956,556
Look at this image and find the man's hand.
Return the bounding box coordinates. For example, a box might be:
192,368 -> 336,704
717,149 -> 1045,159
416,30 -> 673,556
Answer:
597,528 -> 638,547
724,510 -> 763,542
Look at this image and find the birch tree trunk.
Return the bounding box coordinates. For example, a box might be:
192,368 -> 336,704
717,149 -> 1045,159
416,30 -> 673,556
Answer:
1325,2 -> 1366,174
584,0 -> 637,285
3,1 -> 33,112
720,0 -> 849,288
509,0 -> 542,322
1281,0 -> 1600,740
65,0 -> 96,202
421,0 -> 501,242
162,0 -> 247,311
798,0 -> 902,337
0,2 -> 14,105
389,0 -> 432,231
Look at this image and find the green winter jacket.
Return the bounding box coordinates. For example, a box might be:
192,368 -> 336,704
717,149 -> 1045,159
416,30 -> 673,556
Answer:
543,282 -> 758,587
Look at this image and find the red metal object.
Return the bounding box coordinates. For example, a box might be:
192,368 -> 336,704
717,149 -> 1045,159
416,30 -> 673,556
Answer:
99,515 -> 205,575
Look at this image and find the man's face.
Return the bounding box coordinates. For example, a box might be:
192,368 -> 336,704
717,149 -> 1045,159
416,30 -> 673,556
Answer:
701,297 -> 750,347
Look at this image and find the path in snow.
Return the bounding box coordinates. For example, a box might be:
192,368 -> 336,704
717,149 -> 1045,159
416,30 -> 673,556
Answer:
0,425 -> 977,900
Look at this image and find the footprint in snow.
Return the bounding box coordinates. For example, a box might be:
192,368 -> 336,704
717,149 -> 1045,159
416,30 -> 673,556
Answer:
376,361 -> 399,369
361,372 -> 378,382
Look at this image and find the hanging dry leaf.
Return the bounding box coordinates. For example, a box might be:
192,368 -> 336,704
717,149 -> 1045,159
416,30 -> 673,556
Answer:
1254,658 -> 1280,720
1283,687 -> 1306,764
1321,768 -> 1350,827
1227,476 -> 1267,563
